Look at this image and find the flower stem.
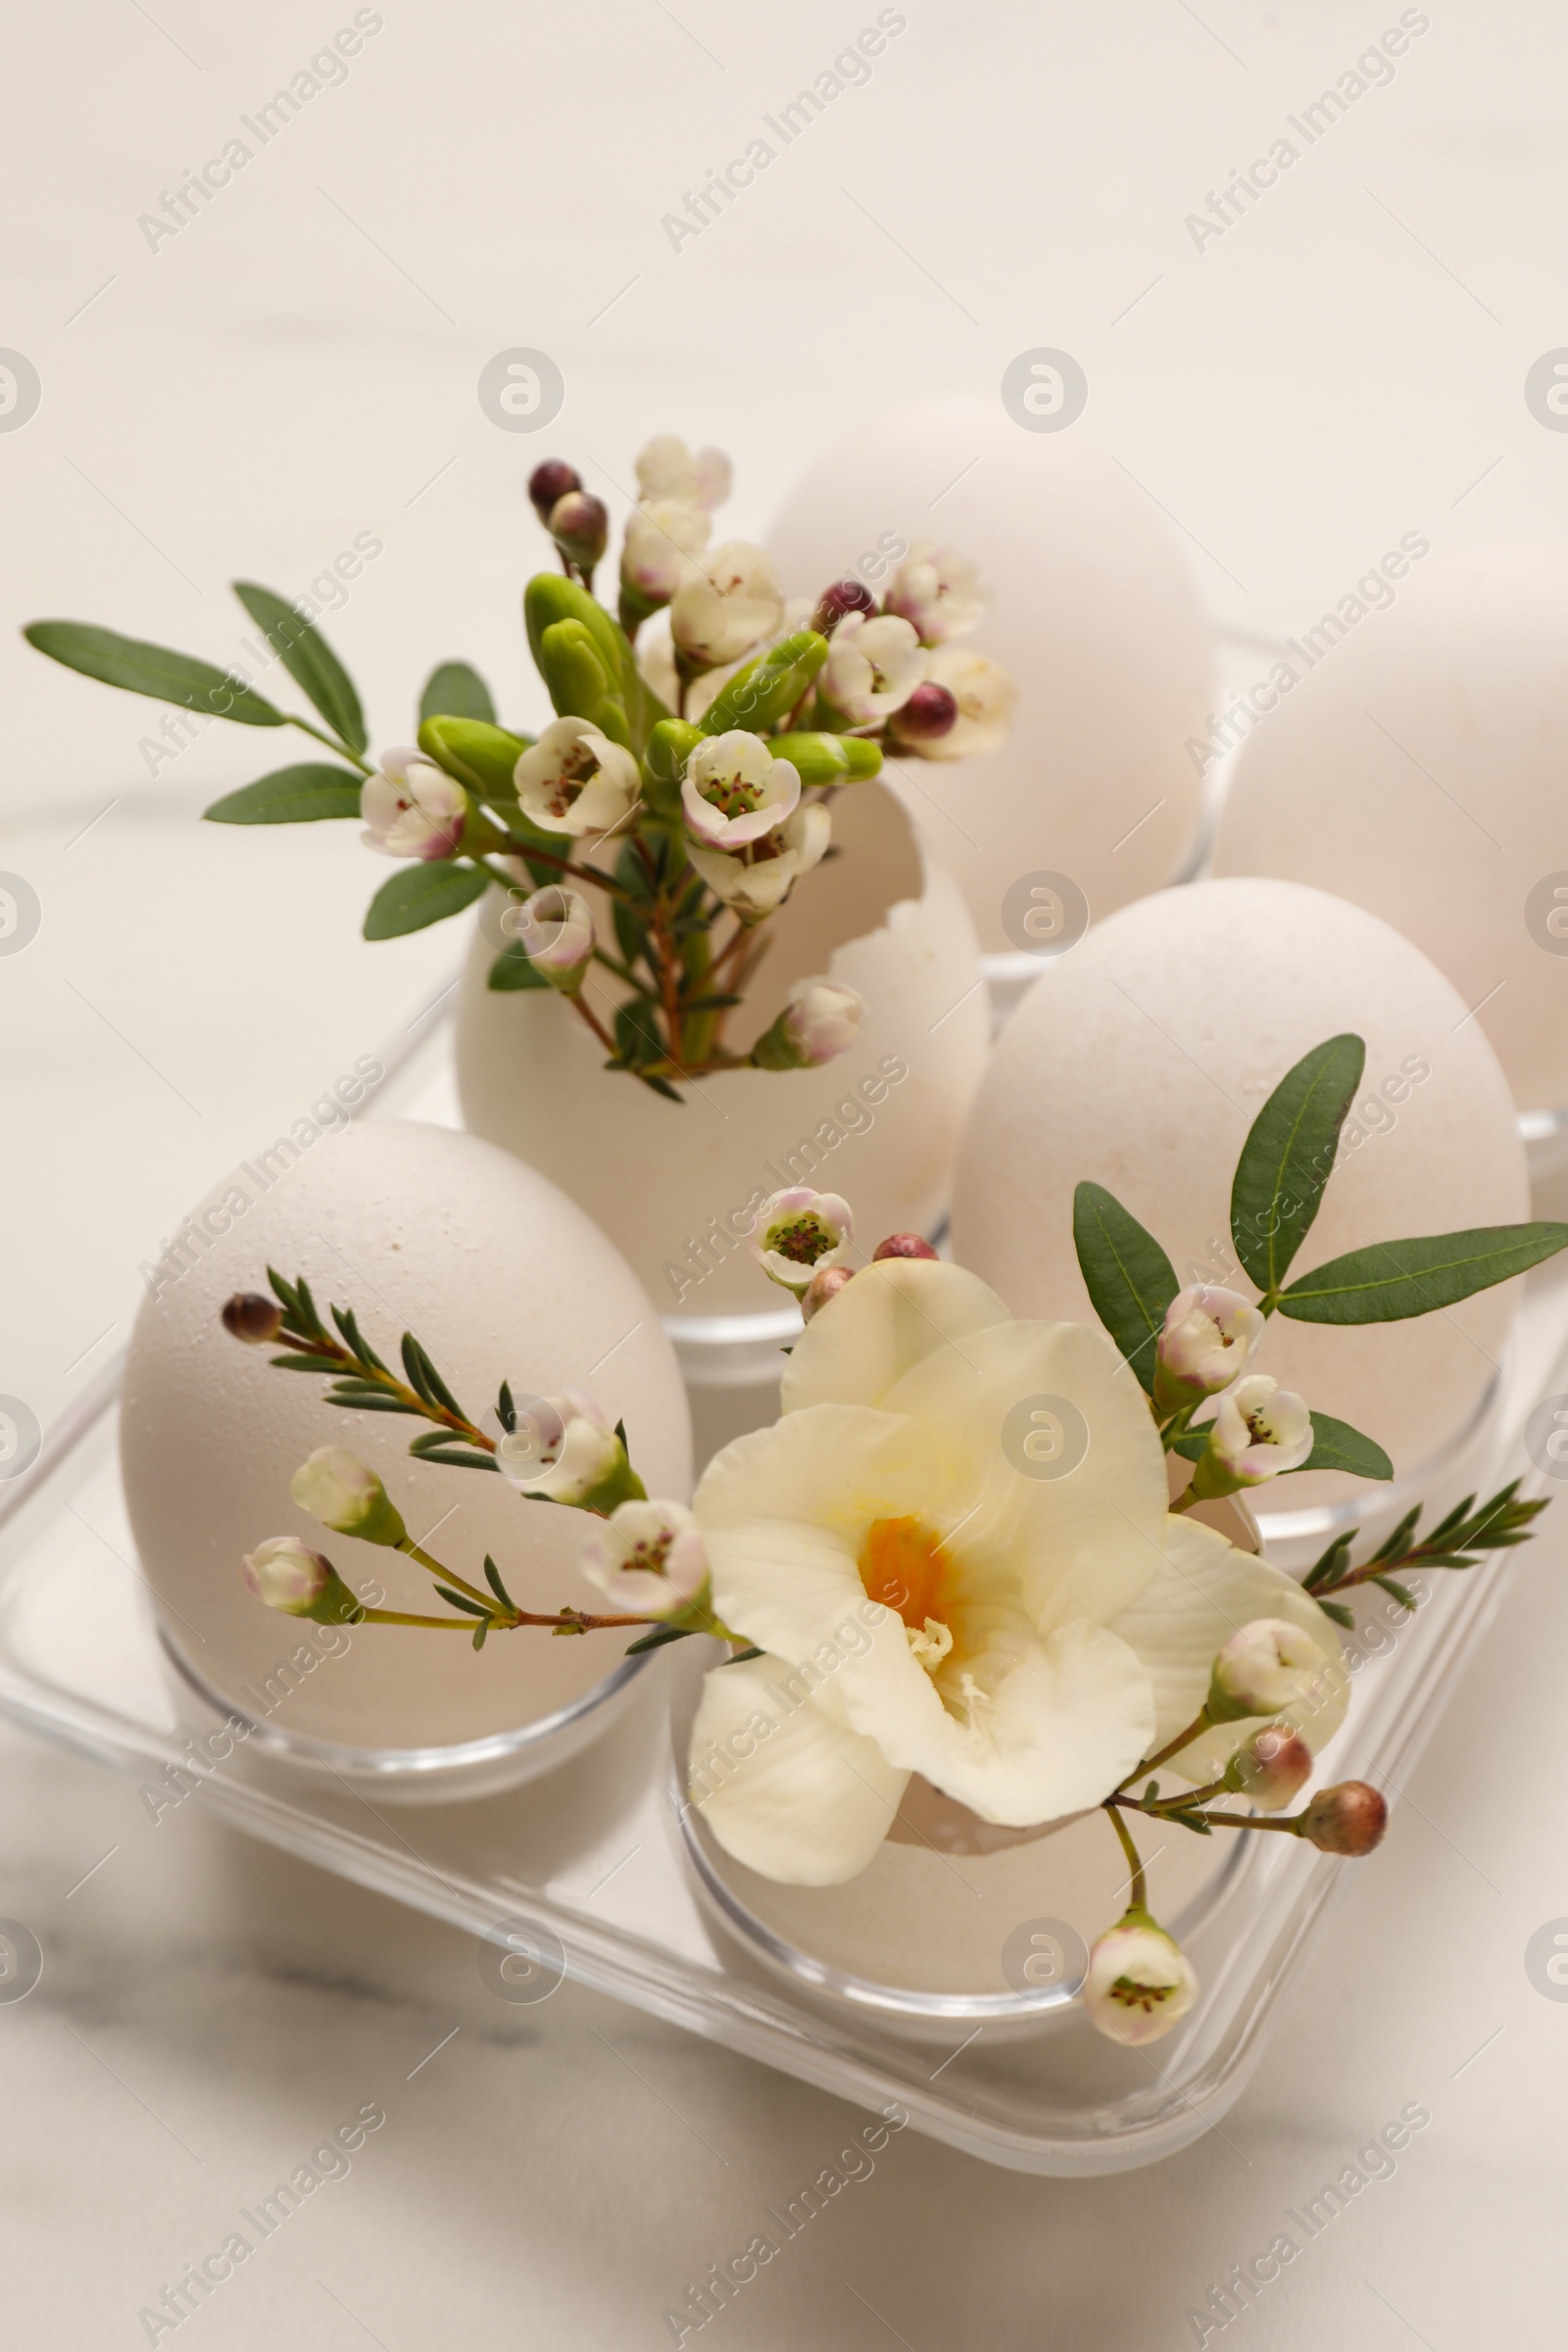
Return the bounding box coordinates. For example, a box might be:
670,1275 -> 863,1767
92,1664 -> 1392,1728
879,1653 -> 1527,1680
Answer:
1102,1801 -> 1148,1911
1115,1708 -> 1215,1793
1109,1792 -> 1304,1836
287,713 -> 373,775
395,1539 -> 497,1612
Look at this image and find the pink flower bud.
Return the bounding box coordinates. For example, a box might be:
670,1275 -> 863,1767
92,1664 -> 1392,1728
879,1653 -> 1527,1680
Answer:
290,1448 -> 406,1546
753,977 -> 865,1071
802,1265 -> 856,1320
528,459 -> 580,523
889,681 -> 958,744
810,579 -> 879,632
1208,1617 -> 1340,1722
1223,1723 -> 1312,1811
548,489 -> 609,573
221,1292 -> 282,1345
503,884 -> 595,991
1298,1781 -> 1388,1856
871,1233 -> 939,1262
241,1538 -> 363,1625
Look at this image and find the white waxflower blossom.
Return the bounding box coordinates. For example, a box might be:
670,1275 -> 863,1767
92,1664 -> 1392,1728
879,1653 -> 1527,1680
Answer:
681,732 -> 801,851
685,801 -> 831,922
820,612 -> 927,725
1153,1285 -> 1265,1408
1083,1913 -> 1200,2046
579,1499 -> 710,1619
750,1188 -> 855,1294
361,750 -> 468,860
670,543 -> 784,669
883,542 -> 987,646
635,434 -> 731,512
514,717 -> 641,839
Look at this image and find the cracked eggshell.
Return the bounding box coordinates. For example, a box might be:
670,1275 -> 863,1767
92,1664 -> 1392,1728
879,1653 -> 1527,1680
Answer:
952,879 -> 1527,1504
122,1119 -> 691,1748
456,779 -> 988,1315
1213,541 -> 1568,1113
766,395 -> 1212,955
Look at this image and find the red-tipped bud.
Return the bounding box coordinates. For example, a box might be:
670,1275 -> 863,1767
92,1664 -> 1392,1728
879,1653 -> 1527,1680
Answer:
528,459 -> 581,523
890,682 -> 958,743
810,579 -> 879,633
1298,1781 -> 1388,1856
872,1233 -> 939,1262
803,1265 -> 856,1321
549,490 -> 609,573
221,1292 -> 283,1345
1223,1724 -> 1312,1812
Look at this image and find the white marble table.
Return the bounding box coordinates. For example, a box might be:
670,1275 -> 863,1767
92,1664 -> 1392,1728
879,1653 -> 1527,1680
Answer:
3,1 -> 1566,2339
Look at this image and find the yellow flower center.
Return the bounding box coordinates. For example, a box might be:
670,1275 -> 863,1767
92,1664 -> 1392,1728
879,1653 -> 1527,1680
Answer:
858,1515 -> 951,1634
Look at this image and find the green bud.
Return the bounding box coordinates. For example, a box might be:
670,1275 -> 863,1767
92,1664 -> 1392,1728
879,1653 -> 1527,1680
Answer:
524,572 -> 634,697
764,731 -> 882,786
642,717 -> 704,817
698,629 -> 829,739
417,716 -> 533,806
537,619 -> 631,747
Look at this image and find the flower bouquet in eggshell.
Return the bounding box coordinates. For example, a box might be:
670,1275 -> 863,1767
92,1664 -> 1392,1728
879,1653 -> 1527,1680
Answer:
24,433 -> 1012,1102
220,1033 -> 1567,2043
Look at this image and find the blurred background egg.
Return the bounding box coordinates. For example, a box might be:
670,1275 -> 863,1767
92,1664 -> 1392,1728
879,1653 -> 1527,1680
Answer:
766,394 -> 1213,963
952,879 -> 1527,1509
122,1120 -> 691,1751
1213,542 -> 1568,1117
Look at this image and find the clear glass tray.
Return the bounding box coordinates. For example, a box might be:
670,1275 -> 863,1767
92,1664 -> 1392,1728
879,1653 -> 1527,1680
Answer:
3,1000 -> 1563,2175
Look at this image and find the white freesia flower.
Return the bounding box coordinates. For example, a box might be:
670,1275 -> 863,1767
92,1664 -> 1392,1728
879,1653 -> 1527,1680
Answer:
670,542 -> 784,669
1154,1284 -> 1265,1408
1208,1376 -> 1313,1484
750,1188 -> 855,1294
635,434 -> 731,512
821,612 -> 927,724
514,716 -> 641,839
580,1499 -> 710,1619
686,801 -> 831,921
883,542 -> 987,646
361,749 -> 468,861
621,499 -> 711,602
682,732 -> 801,850
1083,1914 -> 1199,2046
906,647 -> 1017,762
496,1390 -> 621,1503
685,1259 -> 1347,1885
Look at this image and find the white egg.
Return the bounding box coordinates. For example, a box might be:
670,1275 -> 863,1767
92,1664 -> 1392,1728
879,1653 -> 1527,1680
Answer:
1213,541 -> 1568,1113
952,879 -> 1527,1503
122,1120 -> 691,1750
456,779 -> 988,1317
766,396 -> 1213,955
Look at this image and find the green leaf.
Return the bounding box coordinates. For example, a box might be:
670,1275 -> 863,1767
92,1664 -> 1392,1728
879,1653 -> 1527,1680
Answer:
406,1445 -> 499,1472
1297,1411 -> 1394,1481
623,1623 -> 694,1656
482,1554 -> 517,1612
231,581 -> 367,754
419,661 -> 496,728
24,619 -> 284,726
1071,1182 -> 1179,1395
487,943 -> 552,991
1230,1034 -> 1365,1296
363,861 -> 488,941
1318,1600 -> 1355,1629
1277,1222 -> 1568,1325
434,1587 -> 492,1619
203,761 -> 364,824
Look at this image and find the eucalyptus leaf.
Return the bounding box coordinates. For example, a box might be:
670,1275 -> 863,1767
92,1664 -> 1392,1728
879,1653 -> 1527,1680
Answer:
419,661 -> 497,727
1277,1222 -> 1568,1324
1230,1034 -> 1365,1296
204,762 -> 364,824
232,580 -> 367,753
363,862 -> 488,941
24,620 -> 284,726
1071,1181 -> 1179,1395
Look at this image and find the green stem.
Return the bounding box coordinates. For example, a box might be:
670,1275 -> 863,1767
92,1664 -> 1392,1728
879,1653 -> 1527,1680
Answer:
1102,1801 -> 1148,1910
396,1538 -> 496,1612
1115,1708 -> 1215,1793
287,713 -> 374,775
1111,1793 -> 1304,1836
